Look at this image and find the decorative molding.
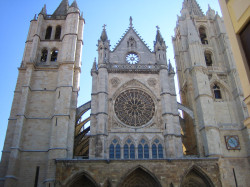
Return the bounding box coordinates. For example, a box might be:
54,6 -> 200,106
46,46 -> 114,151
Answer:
147,78 -> 157,87
9,147 -> 67,152
110,77 -> 121,88
15,114 -> 70,120
107,63 -> 161,73
199,125 -> 219,131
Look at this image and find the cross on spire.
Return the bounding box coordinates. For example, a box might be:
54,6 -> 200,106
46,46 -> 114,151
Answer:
130,16 -> 133,27
156,25 -> 160,30
103,24 -> 107,30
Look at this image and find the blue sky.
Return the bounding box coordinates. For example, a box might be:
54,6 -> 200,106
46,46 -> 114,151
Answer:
0,0 -> 222,158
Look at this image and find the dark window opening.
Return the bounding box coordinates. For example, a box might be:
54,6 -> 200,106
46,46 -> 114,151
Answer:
45,26 -> 52,40
41,49 -> 48,62
199,27 -> 208,44
51,50 -> 58,62
205,52 -> 212,66
213,84 -> 222,99
55,26 -> 61,40
127,37 -> 136,47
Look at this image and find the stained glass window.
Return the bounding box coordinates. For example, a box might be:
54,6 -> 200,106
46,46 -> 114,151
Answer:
114,89 -> 155,127
109,139 -> 120,159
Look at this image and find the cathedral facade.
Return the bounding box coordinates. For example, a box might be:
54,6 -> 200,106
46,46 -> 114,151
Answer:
0,0 -> 249,187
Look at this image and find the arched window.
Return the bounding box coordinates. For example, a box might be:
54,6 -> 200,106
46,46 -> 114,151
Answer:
51,49 -> 58,61
40,48 -> 48,62
55,26 -> 61,40
138,138 -> 149,159
152,139 -> 164,159
127,37 -> 136,48
45,26 -> 52,40
109,144 -> 114,159
205,51 -> 212,66
213,84 -> 222,99
199,26 -> 208,44
124,139 -> 135,159
109,139 -> 121,159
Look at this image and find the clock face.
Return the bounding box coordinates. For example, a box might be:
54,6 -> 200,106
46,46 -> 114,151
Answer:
225,135 -> 240,150
126,53 -> 139,64
114,89 -> 155,127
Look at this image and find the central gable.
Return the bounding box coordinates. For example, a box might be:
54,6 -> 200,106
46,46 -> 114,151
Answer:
109,26 -> 156,65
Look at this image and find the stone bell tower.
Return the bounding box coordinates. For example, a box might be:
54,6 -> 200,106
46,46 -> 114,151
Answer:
0,1 -> 84,186
173,0 -> 249,160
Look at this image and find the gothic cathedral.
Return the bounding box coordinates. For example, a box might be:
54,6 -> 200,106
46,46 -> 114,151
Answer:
0,0 -> 249,187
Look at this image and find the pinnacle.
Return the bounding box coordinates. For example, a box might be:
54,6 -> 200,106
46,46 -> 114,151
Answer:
40,4 -> 47,15
155,27 -> 165,46
182,0 -> 204,16
52,0 -> 69,16
100,25 -> 108,42
70,0 -> 79,9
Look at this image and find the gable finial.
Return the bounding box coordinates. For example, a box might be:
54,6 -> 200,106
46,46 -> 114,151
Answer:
130,16 -> 133,27
103,24 -> 107,30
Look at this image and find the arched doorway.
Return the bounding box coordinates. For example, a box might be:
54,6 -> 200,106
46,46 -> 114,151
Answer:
68,173 -> 98,187
120,167 -> 161,187
181,166 -> 214,187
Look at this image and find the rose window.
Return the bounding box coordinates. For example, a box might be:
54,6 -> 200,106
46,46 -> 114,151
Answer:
114,89 -> 155,127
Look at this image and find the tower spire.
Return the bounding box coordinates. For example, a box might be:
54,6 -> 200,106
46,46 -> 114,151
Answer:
70,0 -> 79,9
100,24 -> 108,42
182,0 -> 204,16
154,26 -> 165,46
52,0 -> 69,16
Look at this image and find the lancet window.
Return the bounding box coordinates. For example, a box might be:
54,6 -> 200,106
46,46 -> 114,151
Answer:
124,139 -> 135,159
40,48 -> 48,62
152,139 -> 163,159
138,138 -> 149,159
109,139 -> 121,159
55,25 -> 62,40
199,26 -> 208,44
51,49 -> 58,62
45,26 -> 52,40
213,84 -> 222,99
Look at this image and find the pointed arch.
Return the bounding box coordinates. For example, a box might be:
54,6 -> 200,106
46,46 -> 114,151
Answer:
112,79 -> 157,101
180,165 -> 215,187
138,136 -> 150,159
50,48 -> 59,62
151,136 -> 164,159
109,136 -> 121,159
123,136 -> 136,159
55,25 -> 62,39
45,26 -> 52,40
66,171 -> 98,187
209,75 -> 233,101
199,26 -> 208,44
40,48 -> 48,62
204,50 -> 213,66
119,166 -> 162,187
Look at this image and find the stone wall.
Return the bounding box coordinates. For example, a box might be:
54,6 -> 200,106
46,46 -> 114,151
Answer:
55,158 -> 222,187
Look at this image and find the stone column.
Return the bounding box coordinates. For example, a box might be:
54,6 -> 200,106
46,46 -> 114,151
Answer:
160,66 -> 183,158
